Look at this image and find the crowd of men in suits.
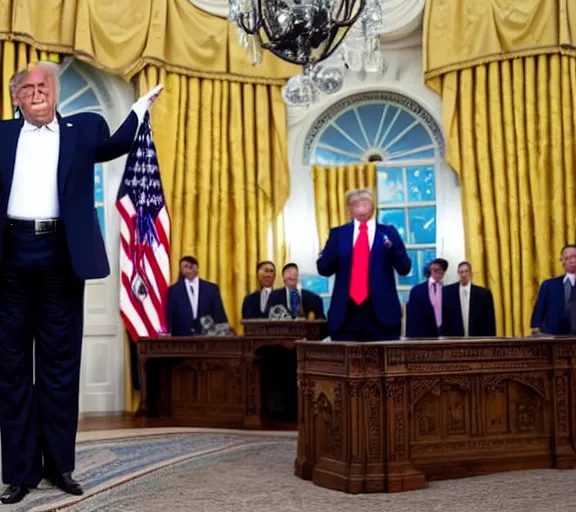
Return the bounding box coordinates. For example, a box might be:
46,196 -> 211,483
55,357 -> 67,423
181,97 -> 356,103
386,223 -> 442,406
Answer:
165,192 -> 576,341
166,256 -> 326,336
406,258 -> 496,338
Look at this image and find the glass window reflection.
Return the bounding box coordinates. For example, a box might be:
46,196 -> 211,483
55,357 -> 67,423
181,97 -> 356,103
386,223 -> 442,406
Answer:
407,166 -> 435,202
378,208 -> 407,239
377,168 -> 404,203
407,206 -> 436,245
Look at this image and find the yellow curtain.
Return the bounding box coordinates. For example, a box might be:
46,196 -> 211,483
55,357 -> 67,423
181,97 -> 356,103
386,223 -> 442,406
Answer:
137,66 -> 289,333
0,0 -> 299,82
312,163 -> 376,249
427,55 -> 576,337
423,0 -> 575,80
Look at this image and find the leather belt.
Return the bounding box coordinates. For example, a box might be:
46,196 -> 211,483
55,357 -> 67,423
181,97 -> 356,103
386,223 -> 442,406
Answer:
6,218 -> 62,235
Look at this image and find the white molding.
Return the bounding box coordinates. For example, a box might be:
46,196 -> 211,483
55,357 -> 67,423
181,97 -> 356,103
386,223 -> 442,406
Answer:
377,0 -> 425,42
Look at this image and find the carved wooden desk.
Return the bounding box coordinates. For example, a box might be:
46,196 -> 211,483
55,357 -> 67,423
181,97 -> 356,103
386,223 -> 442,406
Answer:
295,336 -> 576,493
137,321 -> 328,428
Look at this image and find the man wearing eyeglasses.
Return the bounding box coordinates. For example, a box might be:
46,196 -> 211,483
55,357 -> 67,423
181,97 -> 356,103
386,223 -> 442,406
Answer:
0,61 -> 162,505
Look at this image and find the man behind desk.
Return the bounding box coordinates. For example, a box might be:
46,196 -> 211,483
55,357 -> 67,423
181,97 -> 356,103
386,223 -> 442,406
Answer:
406,258 -> 448,338
167,256 -> 228,335
443,261 -> 496,337
531,244 -> 576,335
317,188 -> 411,341
267,263 -> 325,319
242,260 -> 276,319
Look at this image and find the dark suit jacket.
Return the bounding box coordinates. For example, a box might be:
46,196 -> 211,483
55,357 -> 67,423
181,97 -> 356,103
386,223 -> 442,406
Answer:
167,278 -> 228,336
241,290 -> 269,319
406,281 -> 447,338
317,221 -> 411,332
443,283 -> 496,337
531,276 -> 571,335
0,112 -> 139,280
266,288 -> 326,319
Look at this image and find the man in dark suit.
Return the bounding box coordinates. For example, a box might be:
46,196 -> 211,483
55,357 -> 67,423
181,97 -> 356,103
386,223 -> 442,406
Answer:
242,260 -> 276,319
317,188 -> 411,341
0,61 -> 162,504
406,258 -> 448,338
267,262 -> 326,319
531,244 -> 576,335
443,261 -> 496,337
167,255 -> 229,335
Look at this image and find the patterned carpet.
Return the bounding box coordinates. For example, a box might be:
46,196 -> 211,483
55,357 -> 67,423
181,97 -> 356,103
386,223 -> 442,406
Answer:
3,429 -> 576,511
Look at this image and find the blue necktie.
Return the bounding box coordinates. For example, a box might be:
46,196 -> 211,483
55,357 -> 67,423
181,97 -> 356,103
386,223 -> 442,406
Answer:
290,290 -> 300,318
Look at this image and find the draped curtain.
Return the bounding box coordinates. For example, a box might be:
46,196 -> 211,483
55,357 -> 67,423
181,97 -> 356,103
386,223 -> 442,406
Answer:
424,1 -> 576,336
137,66 -> 289,330
312,163 -> 376,249
0,0 -> 299,81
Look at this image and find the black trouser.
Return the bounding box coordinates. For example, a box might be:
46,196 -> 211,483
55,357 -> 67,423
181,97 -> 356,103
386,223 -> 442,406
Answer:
331,298 -> 401,342
0,224 -> 84,486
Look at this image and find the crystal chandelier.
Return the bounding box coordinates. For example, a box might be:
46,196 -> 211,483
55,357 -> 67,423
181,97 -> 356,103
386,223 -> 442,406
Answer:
229,0 -> 387,106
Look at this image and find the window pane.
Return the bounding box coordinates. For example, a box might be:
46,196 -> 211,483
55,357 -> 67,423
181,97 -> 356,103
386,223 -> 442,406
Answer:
397,249 -> 420,286
94,163 -> 105,237
301,275 -> 330,294
319,125 -> 365,155
407,206 -> 436,244
322,296 -> 331,314
417,248 -> 437,278
332,110 -> 364,148
390,148 -> 435,161
407,165 -> 435,202
398,290 -> 410,305
378,208 -> 407,239
314,148 -> 359,165
377,168 -> 404,204
386,123 -> 433,155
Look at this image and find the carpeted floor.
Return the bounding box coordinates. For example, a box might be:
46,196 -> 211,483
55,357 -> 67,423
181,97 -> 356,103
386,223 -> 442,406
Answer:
3,429 -> 576,511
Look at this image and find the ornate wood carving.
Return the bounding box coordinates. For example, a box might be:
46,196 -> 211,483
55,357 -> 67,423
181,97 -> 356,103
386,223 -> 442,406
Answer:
295,337 -> 576,494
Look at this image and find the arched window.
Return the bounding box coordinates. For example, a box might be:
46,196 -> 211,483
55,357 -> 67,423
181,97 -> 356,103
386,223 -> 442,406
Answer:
303,92 -> 445,309
58,61 -> 107,238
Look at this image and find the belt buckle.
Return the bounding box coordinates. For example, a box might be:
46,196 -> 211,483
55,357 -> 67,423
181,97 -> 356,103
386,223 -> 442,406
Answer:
34,220 -> 54,235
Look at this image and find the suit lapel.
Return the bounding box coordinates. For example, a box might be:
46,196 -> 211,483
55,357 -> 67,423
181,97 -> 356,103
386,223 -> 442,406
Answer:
57,115 -> 78,198
2,120 -> 24,196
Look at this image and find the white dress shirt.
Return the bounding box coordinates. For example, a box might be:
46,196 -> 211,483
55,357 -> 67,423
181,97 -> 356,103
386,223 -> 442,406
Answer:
564,274 -> 576,287
353,217 -> 376,249
185,277 -> 200,319
7,118 -> 60,219
260,287 -> 272,313
7,104 -> 148,220
459,283 -> 471,336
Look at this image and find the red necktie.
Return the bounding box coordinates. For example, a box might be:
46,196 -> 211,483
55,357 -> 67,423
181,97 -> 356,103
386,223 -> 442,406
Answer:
350,221 -> 370,304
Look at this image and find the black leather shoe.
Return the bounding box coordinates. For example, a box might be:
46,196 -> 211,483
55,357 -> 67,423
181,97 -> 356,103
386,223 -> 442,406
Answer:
50,473 -> 83,496
0,485 -> 29,504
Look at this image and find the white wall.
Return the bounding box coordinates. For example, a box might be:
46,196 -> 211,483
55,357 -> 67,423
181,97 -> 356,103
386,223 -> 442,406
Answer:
283,28 -> 465,284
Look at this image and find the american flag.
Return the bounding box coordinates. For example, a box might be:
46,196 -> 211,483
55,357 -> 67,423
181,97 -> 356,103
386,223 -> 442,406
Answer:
117,112 -> 170,340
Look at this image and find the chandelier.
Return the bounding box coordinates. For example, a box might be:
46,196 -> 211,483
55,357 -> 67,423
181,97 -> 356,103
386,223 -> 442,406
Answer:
229,0 -> 386,105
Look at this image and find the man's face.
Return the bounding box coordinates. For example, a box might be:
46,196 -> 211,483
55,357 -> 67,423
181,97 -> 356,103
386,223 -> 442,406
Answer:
180,261 -> 199,280
562,247 -> 576,274
283,267 -> 299,289
16,68 -> 57,126
257,263 -> 276,288
348,197 -> 374,223
429,263 -> 445,283
458,264 -> 471,285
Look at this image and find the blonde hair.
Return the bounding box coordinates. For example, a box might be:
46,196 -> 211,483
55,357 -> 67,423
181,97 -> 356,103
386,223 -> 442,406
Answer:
346,188 -> 374,206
